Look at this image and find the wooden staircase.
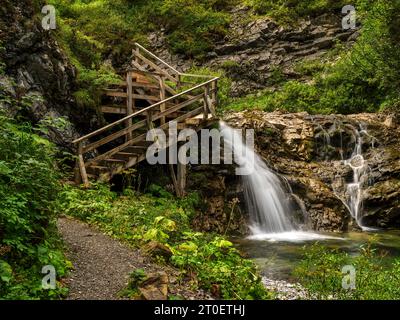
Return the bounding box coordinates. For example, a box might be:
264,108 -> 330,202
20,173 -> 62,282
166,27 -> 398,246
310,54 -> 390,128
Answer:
73,43 -> 219,191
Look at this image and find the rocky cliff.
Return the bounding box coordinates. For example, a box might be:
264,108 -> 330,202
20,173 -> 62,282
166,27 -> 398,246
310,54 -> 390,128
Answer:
0,0 -> 94,149
149,7 -> 358,96
223,111 -> 400,232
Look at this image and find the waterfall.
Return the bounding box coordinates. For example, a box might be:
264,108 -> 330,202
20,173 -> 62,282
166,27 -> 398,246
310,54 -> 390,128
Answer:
344,124 -> 373,228
219,122 -> 296,234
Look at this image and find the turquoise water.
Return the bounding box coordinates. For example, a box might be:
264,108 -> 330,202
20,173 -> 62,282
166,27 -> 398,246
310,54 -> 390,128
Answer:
234,230 -> 400,281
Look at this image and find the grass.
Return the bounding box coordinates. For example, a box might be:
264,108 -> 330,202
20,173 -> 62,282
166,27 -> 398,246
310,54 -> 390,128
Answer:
294,242 -> 400,299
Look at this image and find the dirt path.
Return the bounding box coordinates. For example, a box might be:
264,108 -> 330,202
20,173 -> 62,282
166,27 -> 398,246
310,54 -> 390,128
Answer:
57,216 -> 211,300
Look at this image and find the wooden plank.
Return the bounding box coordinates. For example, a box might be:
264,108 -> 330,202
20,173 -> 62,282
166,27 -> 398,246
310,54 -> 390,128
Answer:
104,158 -> 126,163
132,93 -> 160,101
101,106 -> 127,115
131,82 -> 160,90
123,146 -> 148,152
83,119 -> 147,153
104,91 -> 127,98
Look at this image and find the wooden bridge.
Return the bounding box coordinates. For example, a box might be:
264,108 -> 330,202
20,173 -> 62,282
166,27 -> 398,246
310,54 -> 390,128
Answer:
73,43 -> 219,195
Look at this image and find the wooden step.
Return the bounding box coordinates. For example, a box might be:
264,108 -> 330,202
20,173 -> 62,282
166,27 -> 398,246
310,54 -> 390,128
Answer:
114,152 -> 141,161
104,90 -> 127,98
185,113 -> 213,125
101,106 -> 127,115
86,165 -> 109,175
104,158 -> 126,163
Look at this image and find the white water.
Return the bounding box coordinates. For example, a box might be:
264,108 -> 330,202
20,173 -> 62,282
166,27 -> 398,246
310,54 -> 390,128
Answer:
220,122 -> 295,233
344,125 -> 374,229
220,122 -> 337,242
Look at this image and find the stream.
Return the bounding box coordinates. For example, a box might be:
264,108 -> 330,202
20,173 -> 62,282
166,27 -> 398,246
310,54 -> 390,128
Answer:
220,121 -> 400,285
234,230 -> 400,281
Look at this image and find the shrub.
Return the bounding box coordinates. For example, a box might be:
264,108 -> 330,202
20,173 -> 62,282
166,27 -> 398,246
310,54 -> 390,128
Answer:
57,184 -> 271,300
0,113 -> 68,299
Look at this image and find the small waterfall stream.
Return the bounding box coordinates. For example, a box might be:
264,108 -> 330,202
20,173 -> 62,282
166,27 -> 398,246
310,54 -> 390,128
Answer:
344,124 -> 375,229
220,122 -> 337,241
314,118 -> 376,230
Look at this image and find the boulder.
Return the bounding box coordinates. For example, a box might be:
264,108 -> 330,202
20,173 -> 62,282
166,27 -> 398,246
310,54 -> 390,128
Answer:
139,272 -> 169,300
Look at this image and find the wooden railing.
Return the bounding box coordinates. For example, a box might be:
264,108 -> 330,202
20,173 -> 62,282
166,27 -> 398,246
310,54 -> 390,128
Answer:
73,75 -> 219,186
132,43 -> 217,93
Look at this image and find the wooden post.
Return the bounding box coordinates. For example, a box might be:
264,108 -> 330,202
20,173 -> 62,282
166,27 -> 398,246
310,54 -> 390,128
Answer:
203,84 -> 210,121
74,157 -> 82,185
78,142 -> 89,188
146,109 -> 153,130
211,79 -> 218,110
177,144 -> 187,197
169,164 -> 182,197
177,74 -> 181,91
126,72 -> 133,141
158,75 -> 166,125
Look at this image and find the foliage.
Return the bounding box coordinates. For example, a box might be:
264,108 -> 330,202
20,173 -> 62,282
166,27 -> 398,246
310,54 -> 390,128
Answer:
225,0 -> 400,114
57,183 -> 271,300
0,113 -> 69,299
153,0 -> 232,58
294,242 -> 400,300
247,0 -> 348,24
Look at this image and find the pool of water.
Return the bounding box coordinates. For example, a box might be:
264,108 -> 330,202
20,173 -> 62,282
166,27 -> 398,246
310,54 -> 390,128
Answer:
233,229 -> 400,281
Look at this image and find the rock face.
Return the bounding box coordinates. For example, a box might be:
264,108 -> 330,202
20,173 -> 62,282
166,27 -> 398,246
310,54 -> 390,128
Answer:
148,8 -> 358,97
221,111 -> 400,232
0,0 -> 94,149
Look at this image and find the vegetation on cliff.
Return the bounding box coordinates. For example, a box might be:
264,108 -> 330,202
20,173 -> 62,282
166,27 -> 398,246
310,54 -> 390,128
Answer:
49,0 -> 400,114
228,0 -> 400,114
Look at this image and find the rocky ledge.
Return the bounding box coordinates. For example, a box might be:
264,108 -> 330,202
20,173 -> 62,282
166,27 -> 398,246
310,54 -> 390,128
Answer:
149,8 -> 358,96
223,110 -> 400,232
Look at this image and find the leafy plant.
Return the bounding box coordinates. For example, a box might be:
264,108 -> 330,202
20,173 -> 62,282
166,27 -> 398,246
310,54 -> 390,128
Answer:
0,113 -> 69,299
57,183 -> 271,300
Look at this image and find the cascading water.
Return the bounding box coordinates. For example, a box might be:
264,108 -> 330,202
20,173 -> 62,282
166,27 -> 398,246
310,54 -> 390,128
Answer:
220,121 -> 295,234
314,118 -> 376,230
220,122 -> 338,242
344,124 -> 374,229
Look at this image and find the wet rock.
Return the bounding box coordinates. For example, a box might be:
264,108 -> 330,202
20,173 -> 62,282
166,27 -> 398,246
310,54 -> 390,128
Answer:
223,110 -> 400,231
